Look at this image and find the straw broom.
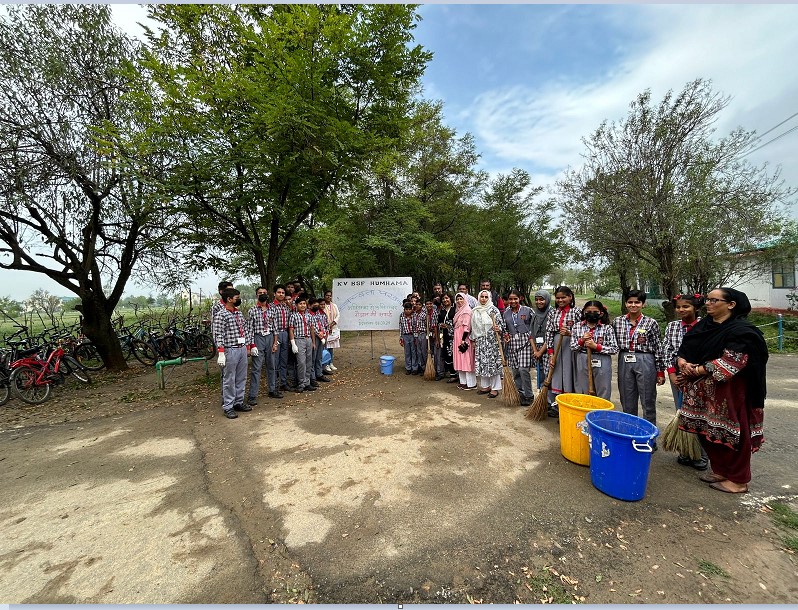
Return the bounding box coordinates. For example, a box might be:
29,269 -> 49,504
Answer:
660,392 -> 703,460
492,314 -> 520,407
423,332 -> 436,380
586,346 -> 596,396
526,335 -> 563,420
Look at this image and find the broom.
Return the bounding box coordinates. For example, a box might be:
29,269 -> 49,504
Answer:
660,391 -> 703,461
526,335 -> 563,420
586,346 -> 597,396
423,332 -> 436,380
492,314 -> 520,407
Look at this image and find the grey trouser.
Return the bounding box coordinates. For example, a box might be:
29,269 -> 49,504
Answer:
618,351 -> 657,425
274,330 -> 289,387
401,333 -> 417,371
513,366 -> 533,400
313,336 -> 324,379
415,334 -> 428,369
574,351 -> 613,400
435,338 -> 445,375
295,337 -> 312,389
249,333 -> 276,398
221,346 -> 247,411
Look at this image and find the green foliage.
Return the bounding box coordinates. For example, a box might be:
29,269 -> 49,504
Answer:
697,560 -> 730,578
769,502 -> 798,530
559,79 -> 793,308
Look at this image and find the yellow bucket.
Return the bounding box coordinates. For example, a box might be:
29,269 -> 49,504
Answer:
556,393 -> 615,465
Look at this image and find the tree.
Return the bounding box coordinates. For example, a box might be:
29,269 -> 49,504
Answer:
558,79 -> 792,318
25,289 -> 62,322
137,4 -> 431,290
0,295 -> 22,321
0,5 -> 181,369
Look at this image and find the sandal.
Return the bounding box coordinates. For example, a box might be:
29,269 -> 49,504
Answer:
699,472 -> 726,483
709,481 -> 748,494
488,391 -> 499,398
477,387 -> 491,395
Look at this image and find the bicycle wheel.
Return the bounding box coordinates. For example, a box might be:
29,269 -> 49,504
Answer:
62,356 -> 92,384
9,366 -> 51,405
162,336 -> 187,359
132,339 -> 158,366
195,333 -> 216,360
73,342 -> 105,371
0,374 -> 10,406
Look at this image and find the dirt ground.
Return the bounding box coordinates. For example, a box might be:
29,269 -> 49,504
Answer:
1,330 -> 797,604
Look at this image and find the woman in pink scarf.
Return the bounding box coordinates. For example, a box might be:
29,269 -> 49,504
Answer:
453,293 -> 477,389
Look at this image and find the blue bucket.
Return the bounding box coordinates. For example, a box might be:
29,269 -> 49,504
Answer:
379,355 -> 395,375
583,410 -> 659,502
321,349 -> 332,365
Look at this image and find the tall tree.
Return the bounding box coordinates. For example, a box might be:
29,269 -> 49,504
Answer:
138,4 -> 431,289
558,79 -> 791,317
0,5 -> 179,369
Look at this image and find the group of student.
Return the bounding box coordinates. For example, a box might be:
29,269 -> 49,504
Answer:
210,281 -> 341,420
399,282 -> 709,463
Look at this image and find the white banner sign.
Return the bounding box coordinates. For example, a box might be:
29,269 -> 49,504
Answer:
334,277 -> 413,331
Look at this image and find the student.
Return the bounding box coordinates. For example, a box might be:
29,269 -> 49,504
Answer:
531,290 -> 552,389
502,289 -> 535,406
211,281 -> 233,324
247,286 -> 280,404
309,297 -> 332,383
270,284 -> 292,392
545,286 -> 582,417
289,294 -> 316,393
662,293 -> 708,470
423,298 -> 442,379
612,290 -> 666,432
399,301 -> 418,375
570,300 -> 618,400
412,299 -> 428,374
322,290 -> 340,372
212,287 -> 255,419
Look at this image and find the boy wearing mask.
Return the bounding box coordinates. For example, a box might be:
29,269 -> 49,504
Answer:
247,286 -> 281,404
213,288 -> 255,419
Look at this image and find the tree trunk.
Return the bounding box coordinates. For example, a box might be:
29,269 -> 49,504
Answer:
618,269 -> 632,314
78,293 -> 127,371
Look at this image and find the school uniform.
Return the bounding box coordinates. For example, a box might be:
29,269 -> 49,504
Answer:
661,317 -> 701,409
545,305 -> 582,406
501,305 -> 535,402
247,303 -> 277,402
612,314 -> 665,425
412,310 -> 428,373
311,309 -> 329,380
289,310 -> 314,391
570,320 -> 619,400
271,300 -> 293,389
212,305 -> 254,414
399,312 -> 418,373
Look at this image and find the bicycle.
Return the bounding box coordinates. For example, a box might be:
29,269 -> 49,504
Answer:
9,342 -> 91,405
132,326 -> 187,366
167,319 -> 215,360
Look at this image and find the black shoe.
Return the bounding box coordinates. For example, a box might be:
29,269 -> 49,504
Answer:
692,457 -> 708,471
405,369 -> 412,375
269,391 -> 284,399
280,385 -> 289,392
520,398 -> 531,407
310,382 -> 320,388
317,375 -> 332,383
223,409 -> 238,419
305,385 -> 317,391
547,406 -> 559,418
413,369 -> 421,375
435,374 -> 444,381
651,441 -> 658,452
446,376 -> 459,383
247,398 -> 257,407
233,403 -> 252,412
294,386 -> 304,393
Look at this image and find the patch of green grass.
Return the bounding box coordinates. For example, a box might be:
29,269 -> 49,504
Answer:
783,535 -> 798,552
697,560 -> 730,578
120,389 -> 155,403
192,373 -> 220,389
524,570 -> 576,604
769,502 -> 798,530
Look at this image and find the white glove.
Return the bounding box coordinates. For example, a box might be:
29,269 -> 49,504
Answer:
250,346 -> 259,358
291,340 -> 298,354
217,352 -> 226,368
321,337 -> 326,345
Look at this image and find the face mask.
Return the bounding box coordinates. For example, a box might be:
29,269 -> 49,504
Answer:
258,294 -> 268,303
311,306 -> 319,312
233,298 -> 242,307
585,311 -> 601,323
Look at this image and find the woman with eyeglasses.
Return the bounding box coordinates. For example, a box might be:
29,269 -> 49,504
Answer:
676,288 -> 768,494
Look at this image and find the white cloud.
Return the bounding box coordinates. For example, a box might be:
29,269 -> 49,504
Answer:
469,4 -> 798,201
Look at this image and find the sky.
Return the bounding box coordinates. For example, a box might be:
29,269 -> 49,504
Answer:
3,3 -> 797,300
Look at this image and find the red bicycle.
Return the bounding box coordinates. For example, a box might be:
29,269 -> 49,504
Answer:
9,342 -> 91,404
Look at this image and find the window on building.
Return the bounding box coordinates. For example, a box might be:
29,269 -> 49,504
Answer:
772,260 -> 796,289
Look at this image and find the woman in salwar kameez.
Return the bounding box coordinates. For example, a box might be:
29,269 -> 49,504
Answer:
452,293 -> 476,390
472,290 -> 504,398
677,288 -> 768,494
